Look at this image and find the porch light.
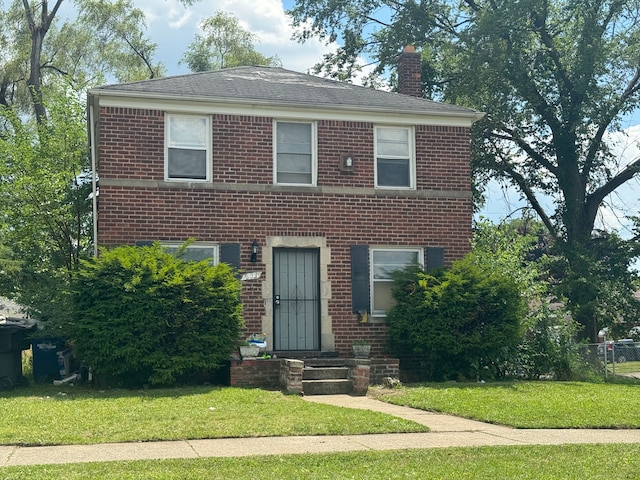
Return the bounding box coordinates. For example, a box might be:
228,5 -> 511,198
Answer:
250,240 -> 259,262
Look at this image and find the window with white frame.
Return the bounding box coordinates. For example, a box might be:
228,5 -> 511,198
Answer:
371,248 -> 422,316
161,242 -> 218,264
375,126 -> 415,188
274,121 -> 316,185
165,114 -> 211,181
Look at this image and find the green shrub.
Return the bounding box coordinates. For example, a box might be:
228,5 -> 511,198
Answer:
387,256 -> 524,381
69,243 -> 243,387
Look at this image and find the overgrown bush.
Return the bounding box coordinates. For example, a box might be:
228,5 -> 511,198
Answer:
69,243 -> 243,387
471,219 -> 589,380
387,256 -> 524,381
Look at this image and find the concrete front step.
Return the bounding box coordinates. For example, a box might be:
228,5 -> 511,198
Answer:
303,366 -> 350,381
302,364 -> 352,395
303,378 -> 352,395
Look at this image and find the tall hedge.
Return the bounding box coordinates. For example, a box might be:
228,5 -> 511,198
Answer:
70,244 -> 243,387
387,257 -> 524,381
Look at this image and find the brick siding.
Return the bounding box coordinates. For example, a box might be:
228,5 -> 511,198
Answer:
96,107 -> 472,357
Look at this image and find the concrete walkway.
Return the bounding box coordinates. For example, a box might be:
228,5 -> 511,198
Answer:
2,394 -> 640,467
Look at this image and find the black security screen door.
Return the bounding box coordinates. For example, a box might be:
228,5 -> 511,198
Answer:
273,248 -> 320,350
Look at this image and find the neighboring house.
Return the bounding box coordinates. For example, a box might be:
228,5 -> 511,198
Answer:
87,47 -> 482,358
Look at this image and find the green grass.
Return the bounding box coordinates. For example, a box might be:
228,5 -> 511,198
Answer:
608,360 -> 640,374
370,381 -> 640,428
0,385 -> 426,446
3,381 -> 640,478
2,444 -> 640,479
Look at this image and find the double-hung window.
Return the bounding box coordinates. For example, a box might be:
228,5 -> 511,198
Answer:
161,242 -> 218,264
165,114 -> 211,181
375,126 -> 415,188
371,248 -> 422,316
274,121 -> 316,185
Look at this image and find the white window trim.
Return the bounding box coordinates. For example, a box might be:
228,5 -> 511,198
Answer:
370,247 -> 423,317
273,120 -> 317,186
374,125 -> 416,189
161,241 -> 219,264
164,113 -> 212,182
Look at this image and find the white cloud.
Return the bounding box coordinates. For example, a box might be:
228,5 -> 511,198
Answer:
595,126 -> 640,236
131,0 -> 334,75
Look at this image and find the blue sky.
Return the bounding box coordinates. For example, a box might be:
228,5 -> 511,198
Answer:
132,0 -> 330,75
121,1 -> 640,233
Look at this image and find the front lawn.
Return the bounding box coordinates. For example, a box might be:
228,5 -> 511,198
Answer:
370,380 -> 640,428
0,385 -> 426,446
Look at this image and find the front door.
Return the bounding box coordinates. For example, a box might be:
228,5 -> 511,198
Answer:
273,248 -> 320,350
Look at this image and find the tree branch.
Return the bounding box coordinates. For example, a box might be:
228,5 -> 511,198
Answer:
531,10 -> 574,100
585,156 -> 640,223
492,127 -> 558,175
505,166 -> 558,237
583,68 -> 640,180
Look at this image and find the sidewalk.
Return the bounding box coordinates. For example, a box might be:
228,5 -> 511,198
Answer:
2,394 -> 640,467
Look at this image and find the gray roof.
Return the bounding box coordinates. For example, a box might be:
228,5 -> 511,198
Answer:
90,66 -> 480,119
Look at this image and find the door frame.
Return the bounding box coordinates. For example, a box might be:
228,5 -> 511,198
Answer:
260,236 -> 334,353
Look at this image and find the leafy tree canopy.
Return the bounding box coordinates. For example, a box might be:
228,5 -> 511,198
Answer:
0,85 -> 91,321
0,0 -> 168,124
0,0 -> 179,318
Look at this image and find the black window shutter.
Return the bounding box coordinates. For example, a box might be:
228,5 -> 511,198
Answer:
220,243 -> 241,269
350,245 -> 370,313
426,247 -> 445,272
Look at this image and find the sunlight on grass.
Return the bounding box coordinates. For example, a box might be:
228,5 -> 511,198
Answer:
0,385 -> 427,446
371,381 -> 640,428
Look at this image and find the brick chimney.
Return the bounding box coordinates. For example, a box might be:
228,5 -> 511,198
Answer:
397,45 -> 422,97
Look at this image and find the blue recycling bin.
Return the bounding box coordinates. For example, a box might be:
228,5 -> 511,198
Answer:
32,337 -> 67,383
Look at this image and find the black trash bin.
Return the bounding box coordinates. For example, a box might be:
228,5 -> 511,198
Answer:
0,318 -> 37,390
32,337 -> 67,383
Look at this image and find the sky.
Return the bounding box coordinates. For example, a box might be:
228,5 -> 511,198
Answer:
134,0 -> 328,75
103,0 -> 640,235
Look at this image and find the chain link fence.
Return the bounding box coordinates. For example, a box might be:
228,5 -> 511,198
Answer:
584,340 -> 640,381
394,340 -> 640,383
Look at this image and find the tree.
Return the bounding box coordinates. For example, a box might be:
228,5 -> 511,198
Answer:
289,0 -> 640,340
0,86 -> 92,321
0,0 -> 166,124
181,11 -> 280,72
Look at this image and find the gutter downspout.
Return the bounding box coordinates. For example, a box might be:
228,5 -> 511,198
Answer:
88,95 -> 98,257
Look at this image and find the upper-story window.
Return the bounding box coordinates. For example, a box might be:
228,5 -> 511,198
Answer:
274,121 -> 316,185
375,126 -> 415,189
165,114 -> 211,182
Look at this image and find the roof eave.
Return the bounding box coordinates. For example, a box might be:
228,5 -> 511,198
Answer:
87,89 -> 484,125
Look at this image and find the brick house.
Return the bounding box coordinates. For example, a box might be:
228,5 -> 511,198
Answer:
87,47 -> 482,364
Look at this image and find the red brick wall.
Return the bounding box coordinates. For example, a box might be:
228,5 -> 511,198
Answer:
98,109 -> 471,190
96,107 -> 473,356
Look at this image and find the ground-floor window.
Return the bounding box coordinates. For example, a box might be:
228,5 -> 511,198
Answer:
161,242 -> 219,264
371,248 -> 423,316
